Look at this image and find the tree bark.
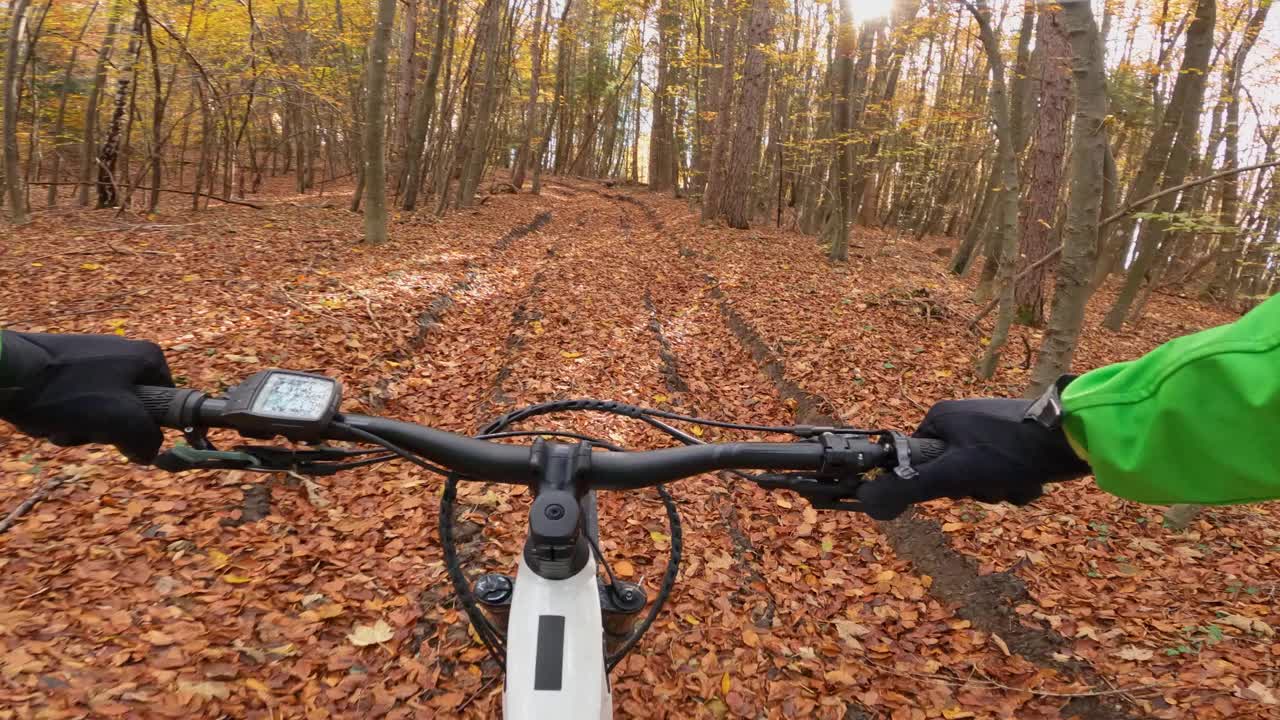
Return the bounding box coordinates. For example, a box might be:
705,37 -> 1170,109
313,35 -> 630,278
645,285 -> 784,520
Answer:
1014,4 -> 1071,326
1207,0 -> 1271,300
1103,0 -> 1214,329
401,0 -> 450,210
718,0 -> 773,229
362,0 -> 398,243
3,0 -> 32,222
96,8 -> 144,209
823,5 -> 856,259
648,0 -> 678,193
1094,0 -> 1214,289
1029,0 -> 1107,395
78,0 -> 123,207
968,0 -> 1021,380
700,0 -> 739,221
394,0 -> 419,190
511,0 -> 546,189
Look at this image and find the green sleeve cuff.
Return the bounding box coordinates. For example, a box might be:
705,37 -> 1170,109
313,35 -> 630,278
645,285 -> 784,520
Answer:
1061,295 -> 1280,505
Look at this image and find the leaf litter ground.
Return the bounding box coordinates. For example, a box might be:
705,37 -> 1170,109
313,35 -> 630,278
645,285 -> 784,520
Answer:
0,178 -> 1275,719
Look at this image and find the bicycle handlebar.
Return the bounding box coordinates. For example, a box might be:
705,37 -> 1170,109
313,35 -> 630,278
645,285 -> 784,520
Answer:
134,384 -> 946,490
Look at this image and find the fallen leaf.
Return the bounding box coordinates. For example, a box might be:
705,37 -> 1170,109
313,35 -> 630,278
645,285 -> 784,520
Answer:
141,630 -> 175,646
824,669 -> 856,685
1220,614 -> 1275,637
1115,646 -> 1154,661
742,628 -> 760,648
720,672 -> 731,695
81,262 -> 102,270
222,574 -> 251,584
430,691 -> 465,708
560,350 -> 583,359
990,633 -> 1011,657
177,680 -> 230,700
614,560 -> 635,578
348,620 -> 394,647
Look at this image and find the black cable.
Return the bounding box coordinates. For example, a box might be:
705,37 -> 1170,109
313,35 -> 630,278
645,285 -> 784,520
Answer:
440,470 -> 507,668
474,430 -> 619,445
329,421 -> 456,478
606,483 -> 681,671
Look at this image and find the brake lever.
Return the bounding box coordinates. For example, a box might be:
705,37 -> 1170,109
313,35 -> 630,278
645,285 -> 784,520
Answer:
154,444 -> 369,475
154,445 -> 264,473
753,473 -> 867,512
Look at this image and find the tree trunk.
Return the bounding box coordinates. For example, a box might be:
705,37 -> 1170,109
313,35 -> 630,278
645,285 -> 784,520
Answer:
1029,0 -> 1107,395
1206,0 -> 1271,299
78,0 -> 123,207
3,0 -> 32,223
455,0 -> 502,207
970,0 -> 1021,380
138,0 -> 165,212
401,0 -> 450,210
46,3 -> 98,207
1014,4 -> 1071,326
1094,0 -> 1214,289
1103,0 -> 1214,328
511,0 -> 546,189
362,0 -> 397,243
823,5 -> 856,259
532,0 -> 573,194
647,0 -> 678,193
718,0 -> 773,229
393,0 -> 418,190
96,8 -> 144,209
700,0 -> 740,221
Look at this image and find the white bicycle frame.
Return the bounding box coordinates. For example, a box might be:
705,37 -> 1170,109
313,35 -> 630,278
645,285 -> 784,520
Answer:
503,553 -> 611,720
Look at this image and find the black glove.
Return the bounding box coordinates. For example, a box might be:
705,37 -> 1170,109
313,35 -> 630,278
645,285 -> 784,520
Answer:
856,396 -> 1091,520
0,331 -> 173,463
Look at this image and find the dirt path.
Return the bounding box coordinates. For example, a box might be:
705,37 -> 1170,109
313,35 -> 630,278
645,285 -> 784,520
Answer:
0,180 -> 1275,720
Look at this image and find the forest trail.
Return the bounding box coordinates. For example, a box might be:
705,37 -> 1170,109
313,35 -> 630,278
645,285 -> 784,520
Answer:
1,181 -> 1277,719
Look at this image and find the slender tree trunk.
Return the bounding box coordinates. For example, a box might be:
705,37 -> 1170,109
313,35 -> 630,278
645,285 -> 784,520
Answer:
452,0 -> 503,207
362,0 -> 397,243
824,3 -> 855,259
3,0 -> 32,223
1094,0 -> 1214,289
1029,0 -> 1107,394
511,0 -> 546,189
1103,0 -> 1214,328
648,0 -> 677,193
970,0 -> 1021,379
1207,0 -> 1271,299
531,0 -> 572,194
46,2 -> 98,207
1014,4 -> 1071,326
393,0 -> 418,191
718,0 -> 773,228
96,8 -> 144,208
701,0 -> 740,221
401,0 -> 450,210
138,0 -> 166,212
78,0 -> 123,207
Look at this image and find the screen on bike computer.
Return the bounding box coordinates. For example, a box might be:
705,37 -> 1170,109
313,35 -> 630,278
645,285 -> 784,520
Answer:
252,373 -> 337,420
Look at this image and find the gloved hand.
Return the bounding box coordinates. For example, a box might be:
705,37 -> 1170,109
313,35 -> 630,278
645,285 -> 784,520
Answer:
856,397 -> 1091,520
0,331 -> 173,463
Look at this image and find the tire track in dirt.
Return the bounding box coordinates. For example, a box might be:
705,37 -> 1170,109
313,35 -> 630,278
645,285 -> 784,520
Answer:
603,191 -> 1138,719
598,187 -> 1137,720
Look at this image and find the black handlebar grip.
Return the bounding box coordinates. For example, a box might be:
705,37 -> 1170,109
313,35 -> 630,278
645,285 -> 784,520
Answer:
134,386 -> 207,428
906,437 -> 947,465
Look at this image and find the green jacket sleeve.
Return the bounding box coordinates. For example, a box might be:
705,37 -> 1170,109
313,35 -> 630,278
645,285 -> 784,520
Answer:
1061,293 -> 1280,505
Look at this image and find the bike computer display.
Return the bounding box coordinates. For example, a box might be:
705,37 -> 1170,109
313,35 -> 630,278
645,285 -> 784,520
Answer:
221,369 -> 341,440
